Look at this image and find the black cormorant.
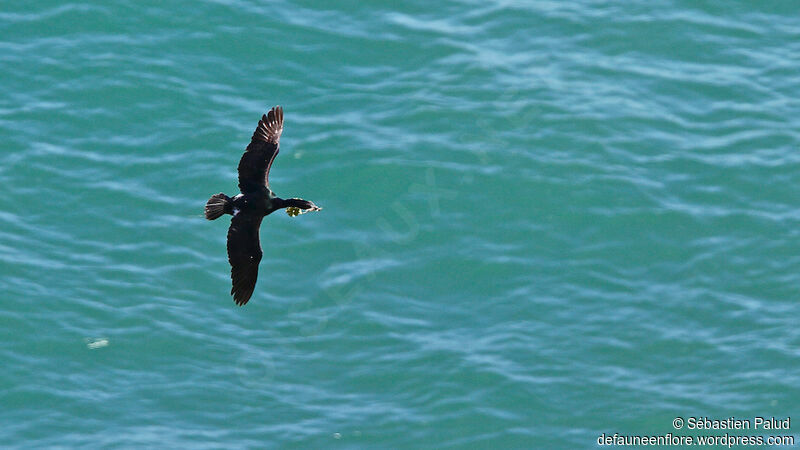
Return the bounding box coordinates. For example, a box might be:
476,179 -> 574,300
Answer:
205,106 -> 320,306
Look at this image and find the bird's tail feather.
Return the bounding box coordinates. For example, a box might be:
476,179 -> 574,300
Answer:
205,193 -> 231,220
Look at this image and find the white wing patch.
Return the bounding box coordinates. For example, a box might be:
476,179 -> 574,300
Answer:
232,194 -> 243,216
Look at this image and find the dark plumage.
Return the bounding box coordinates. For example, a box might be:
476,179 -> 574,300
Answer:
205,106 -> 321,306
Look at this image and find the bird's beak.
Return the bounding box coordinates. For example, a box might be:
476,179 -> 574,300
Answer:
286,203 -> 322,217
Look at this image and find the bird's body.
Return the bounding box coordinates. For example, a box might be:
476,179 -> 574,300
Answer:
205,106 -> 320,306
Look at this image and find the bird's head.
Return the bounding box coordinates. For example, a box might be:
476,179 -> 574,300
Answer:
286,198 -> 322,217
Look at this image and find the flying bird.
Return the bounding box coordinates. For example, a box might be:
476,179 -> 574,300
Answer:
205,106 -> 321,305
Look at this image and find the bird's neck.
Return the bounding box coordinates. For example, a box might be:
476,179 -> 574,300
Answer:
276,197 -> 307,209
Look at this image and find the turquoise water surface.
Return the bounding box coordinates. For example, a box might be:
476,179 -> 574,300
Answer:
1,1 -> 799,448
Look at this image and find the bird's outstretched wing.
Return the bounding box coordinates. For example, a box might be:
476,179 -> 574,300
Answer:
227,210 -> 264,305
237,105 -> 283,192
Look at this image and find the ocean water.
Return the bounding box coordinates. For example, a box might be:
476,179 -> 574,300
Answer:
1,0 -> 799,448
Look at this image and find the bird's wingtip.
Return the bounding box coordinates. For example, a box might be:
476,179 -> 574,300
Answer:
252,105 -> 284,144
